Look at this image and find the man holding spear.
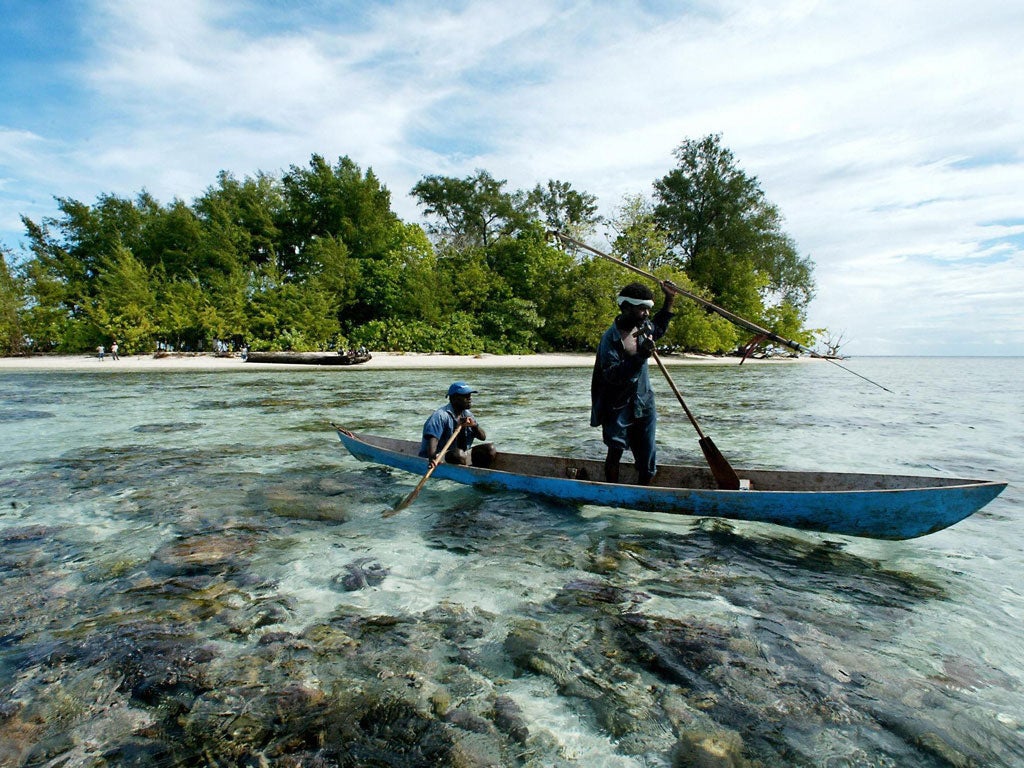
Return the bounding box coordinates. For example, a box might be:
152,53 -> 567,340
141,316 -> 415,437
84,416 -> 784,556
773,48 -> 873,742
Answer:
590,282 -> 676,485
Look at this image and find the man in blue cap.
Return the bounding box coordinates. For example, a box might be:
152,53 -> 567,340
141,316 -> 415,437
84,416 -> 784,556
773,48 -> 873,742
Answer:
419,381 -> 496,469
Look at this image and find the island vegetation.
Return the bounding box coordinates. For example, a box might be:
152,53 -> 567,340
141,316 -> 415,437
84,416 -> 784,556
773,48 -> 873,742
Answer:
0,135 -> 818,357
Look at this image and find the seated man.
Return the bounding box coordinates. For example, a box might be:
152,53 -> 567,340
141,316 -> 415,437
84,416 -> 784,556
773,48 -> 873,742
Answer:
419,381 -> 497,469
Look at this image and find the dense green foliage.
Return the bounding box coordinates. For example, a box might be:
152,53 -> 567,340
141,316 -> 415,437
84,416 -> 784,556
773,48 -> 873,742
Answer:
0,246 -> 26,355
2,137 -> 817,356
652,134 -> 816,351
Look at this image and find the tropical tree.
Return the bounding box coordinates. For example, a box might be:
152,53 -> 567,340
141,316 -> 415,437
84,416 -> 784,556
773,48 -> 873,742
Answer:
526,179 -> 600,241
137,197 -> 204,280
556,256 -> 622,351
414,175 -> 603,350
243,261 -> 340,351
49,194 -> 149,286
423,247 -> 492,349
192,170 -> 286,344
658,273 -> 741,353
193,170 -> 283,271
483,226 -> 581,351
88,245 -> 159,353
412,170 -> 529,250
343,223 -> 436,327
0,247 -> 26,354
279,154 -> 402,267
276,155 -> 426,339
653,134 -> 815,332
608,193 -> 673,272
20,210 -> 96,351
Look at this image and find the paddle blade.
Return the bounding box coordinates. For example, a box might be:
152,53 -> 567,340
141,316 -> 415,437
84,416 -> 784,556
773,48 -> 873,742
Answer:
386,460 -> 441,516
385,427 -> 460,517
387,479 -> 427,516
699,436 -> 741,490
385,495 -> 414,517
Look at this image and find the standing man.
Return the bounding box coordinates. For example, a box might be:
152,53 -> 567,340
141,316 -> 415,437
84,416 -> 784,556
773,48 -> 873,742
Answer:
590,282 -> 675,485
419,382 -> 497,469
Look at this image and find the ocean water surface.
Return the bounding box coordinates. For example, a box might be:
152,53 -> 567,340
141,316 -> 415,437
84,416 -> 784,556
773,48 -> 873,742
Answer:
0,356 -> 1021,766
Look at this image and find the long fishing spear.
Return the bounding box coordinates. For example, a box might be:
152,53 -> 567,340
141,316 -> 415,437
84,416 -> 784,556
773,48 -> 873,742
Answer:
548,230 -> 892,393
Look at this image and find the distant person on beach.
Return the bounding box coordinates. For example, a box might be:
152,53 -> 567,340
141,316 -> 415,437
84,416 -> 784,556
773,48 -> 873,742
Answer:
97,345 -> 105,361
110,341 -> 119,360
419,381 -> 496,469
590,282 -> 675,485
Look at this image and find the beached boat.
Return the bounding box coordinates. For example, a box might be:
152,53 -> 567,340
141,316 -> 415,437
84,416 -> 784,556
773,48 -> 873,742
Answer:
246,351 -> 371,366
332,428 -> 1006,540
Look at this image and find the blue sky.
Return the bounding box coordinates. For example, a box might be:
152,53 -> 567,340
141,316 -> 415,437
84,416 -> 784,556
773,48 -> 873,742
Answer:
2,0 -> 1022,356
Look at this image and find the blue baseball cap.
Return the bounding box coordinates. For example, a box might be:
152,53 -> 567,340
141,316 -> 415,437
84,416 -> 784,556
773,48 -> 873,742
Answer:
447,381 -> 477,397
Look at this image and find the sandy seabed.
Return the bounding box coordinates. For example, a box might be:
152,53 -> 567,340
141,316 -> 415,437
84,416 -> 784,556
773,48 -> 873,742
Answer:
0,350 -> 804,372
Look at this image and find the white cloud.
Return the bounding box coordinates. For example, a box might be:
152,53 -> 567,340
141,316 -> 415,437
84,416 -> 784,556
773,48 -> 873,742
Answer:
2,0 -> 1022,354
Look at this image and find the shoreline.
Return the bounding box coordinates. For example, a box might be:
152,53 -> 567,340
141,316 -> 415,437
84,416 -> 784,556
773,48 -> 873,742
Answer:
0,351 -> 807,372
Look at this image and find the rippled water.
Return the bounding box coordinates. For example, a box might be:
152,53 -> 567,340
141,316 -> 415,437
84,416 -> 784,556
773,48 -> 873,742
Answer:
1,357 -> 1021,766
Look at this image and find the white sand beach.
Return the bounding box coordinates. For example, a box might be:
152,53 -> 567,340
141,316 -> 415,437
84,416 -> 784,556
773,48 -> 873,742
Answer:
0,351 -> 805,371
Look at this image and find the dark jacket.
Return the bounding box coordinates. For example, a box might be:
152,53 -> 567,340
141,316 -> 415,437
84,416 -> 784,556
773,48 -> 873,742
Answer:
590,307 -> 672,428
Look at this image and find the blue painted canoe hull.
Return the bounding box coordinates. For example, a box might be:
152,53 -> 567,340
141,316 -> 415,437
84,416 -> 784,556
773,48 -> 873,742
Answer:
333,428 -> 1006,540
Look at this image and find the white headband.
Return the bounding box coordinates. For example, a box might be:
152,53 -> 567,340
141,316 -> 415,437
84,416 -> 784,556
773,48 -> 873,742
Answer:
617,295 -> 654,308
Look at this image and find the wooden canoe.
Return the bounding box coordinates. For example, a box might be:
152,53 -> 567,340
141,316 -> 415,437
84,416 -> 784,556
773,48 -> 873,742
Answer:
246,351 -> 371,366
332,428 -> 1006,540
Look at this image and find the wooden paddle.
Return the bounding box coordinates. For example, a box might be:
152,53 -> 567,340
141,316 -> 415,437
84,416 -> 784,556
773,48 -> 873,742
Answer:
650,348 -> 742,490
385,424 -> 464,516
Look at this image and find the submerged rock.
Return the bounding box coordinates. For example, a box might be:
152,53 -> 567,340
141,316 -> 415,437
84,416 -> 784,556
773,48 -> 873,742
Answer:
672,729 -> 749,768
333,557 -> 389,591
153,531 -> 259,573
492,695 -> 529,744
260,486 -> 351,522
557,578 -> 650,607
444,707 -> 493,734
0,525 -> 54,542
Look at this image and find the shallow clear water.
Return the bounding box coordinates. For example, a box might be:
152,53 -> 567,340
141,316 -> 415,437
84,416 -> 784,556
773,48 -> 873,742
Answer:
1,358 -> 1021,766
